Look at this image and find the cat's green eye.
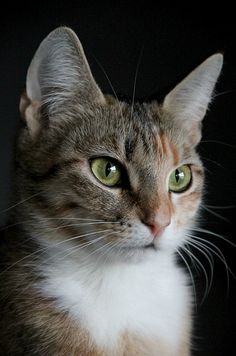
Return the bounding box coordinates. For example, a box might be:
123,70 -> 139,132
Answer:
169,165 -> 192,193
90,157 -> 122,187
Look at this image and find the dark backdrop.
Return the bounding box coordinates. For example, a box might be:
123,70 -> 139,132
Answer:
0,2 -> 235,355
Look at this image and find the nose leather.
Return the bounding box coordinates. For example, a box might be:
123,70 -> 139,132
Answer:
145,220 -> 170,238
141,200 -> 171,238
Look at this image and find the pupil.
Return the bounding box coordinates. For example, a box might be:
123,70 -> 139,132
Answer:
105,162 -> 112,177
175,169 -> 180,183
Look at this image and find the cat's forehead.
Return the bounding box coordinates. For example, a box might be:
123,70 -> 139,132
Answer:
72,101 -> 158,149
69,100 -> 182,168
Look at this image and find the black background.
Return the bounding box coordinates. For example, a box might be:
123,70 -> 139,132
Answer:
0,2 -> 235,355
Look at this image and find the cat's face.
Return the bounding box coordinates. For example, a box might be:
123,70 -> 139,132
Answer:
17,27 -> 222,262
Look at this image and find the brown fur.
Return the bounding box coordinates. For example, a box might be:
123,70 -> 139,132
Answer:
0,27 -> 222,355
0,249 -> 189,356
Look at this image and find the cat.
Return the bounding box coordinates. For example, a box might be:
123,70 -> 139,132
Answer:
0,27 -> 223,355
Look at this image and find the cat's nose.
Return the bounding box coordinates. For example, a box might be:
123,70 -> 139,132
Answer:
141,203 -> 171,238
144,219 -> 170,238
148,223 -> 166,238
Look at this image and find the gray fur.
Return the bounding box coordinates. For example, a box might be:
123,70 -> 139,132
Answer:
0,27 -> 222,354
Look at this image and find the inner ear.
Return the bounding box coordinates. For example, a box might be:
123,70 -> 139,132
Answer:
19,91 -> 42,138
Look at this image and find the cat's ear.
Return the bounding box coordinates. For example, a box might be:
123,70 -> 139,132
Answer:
20,27 -> 105,137
162,54 -> 223,145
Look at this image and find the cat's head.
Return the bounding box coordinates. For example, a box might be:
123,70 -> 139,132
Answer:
17,27 -> 223,262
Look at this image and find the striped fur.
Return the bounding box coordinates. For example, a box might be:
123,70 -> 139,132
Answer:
0,27 -> 222,355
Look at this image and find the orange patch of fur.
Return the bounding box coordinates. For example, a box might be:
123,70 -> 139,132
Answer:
120,330 -> 190,356
159,133 -> 179,167
159,134 -> 168,156
169,141 -> 179,167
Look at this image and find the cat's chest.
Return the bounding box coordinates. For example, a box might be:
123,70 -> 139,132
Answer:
40,254 -> 190,350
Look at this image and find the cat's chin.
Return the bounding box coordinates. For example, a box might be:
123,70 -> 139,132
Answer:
144,242 -> 156,250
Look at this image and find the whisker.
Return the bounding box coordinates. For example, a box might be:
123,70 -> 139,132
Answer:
130,44 -> 144,120
201,140 -> 236,149
41,217 -> 114,221
0,192 -> 41,215
53,221 -> 119,228
214,89 -> 233,98
204,204 -> 236,210
0,229 -> 112,276
36,221 -> 118,238
184,243 -> 201,275
48,233 -> 113,263
184,240 -> 214,303
201,205 -> 229,222
201,156 -> 225,169
92,55 -> 119,101
84,231 -> 120,259
91,54 -> 125,118
192,227 -> 236,248
97,238 -> 122,265
98,242 -> 115,263
187,238 -> 215,273
181,245 -> 210,303
188,234 -> 232,272
56,231 -> 122,275
187,233 -> 235,295
0,219 -> 119,232
2,233 -> 113,302
176,248 -> 197,310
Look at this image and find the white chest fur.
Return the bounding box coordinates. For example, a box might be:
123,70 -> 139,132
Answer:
40,251 -> 191,352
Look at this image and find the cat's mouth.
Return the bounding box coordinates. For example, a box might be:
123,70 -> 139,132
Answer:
144,242 -> 156,250
130,242 -> 156,250
120,242 -> 156,252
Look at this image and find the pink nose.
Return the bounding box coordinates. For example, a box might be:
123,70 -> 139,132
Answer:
148,223 -> 165,238
141,203 -> 171,238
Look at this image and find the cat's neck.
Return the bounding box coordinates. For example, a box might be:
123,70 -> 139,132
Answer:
35,241 -> 188,353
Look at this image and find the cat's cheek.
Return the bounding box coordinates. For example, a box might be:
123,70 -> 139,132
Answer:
171,191 -> 202,220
